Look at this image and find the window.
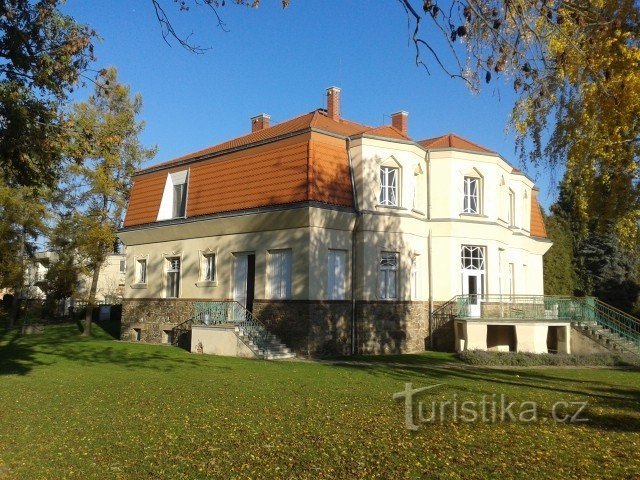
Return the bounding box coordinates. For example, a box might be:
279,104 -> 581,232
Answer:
463,177 -> 480,214
119,259 -> 126,273
379,252 -> 398,299
461,245 -> 485,270
135,259 -> 147,284
166,257 -> 180,298
410,255 -> 419,300
202,253 -> 216,282
508,189 -> 515,226
379,166 -> 398,206
327,250 -> 346,300
268,249 -> 292,299
173,183 -> 187,218
157,170 -> 188,221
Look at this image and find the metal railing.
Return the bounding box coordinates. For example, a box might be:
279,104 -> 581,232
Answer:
191,301 -> 275,352
453,294 -> 639,349
587,299 -> 640,348
455,295 -> 588,321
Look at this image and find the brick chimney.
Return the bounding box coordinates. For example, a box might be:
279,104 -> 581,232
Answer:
251,113 -> 270,132
391,111 -> 408,136
326,86 -> 341,121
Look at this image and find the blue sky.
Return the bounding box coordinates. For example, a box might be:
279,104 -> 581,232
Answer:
62,0 -> 561,209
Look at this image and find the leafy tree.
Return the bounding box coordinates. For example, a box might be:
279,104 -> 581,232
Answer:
0,0 -> 95,189
578,230 -> 640,313
397,0 -> 640,243
0,184 -> 48,326
42,214 -> 82,314
543,212 -> 577,295
65,68 -> 156,336
0,1 -> 95,320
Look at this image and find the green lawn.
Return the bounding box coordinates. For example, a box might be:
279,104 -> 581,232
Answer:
0,324 -> 639,479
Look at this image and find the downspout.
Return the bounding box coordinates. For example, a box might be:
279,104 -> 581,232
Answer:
426,149 -> 434,349
346,136 -> 360,355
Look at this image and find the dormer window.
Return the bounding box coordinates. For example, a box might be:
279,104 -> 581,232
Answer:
463,176 -> 480,214
379,166 -> 398,206
157,170 -> 189,221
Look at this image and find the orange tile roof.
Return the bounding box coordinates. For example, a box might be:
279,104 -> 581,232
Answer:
187,137 -> 310,218
123,108 -> 546,239
123,174 -> 166,227
138,110 -> 374,174
418,133 -> 496,154
530,189 -> 547,238
361,125 -> 410,141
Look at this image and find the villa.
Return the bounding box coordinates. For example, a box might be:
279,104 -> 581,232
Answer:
118,87 -> 567,357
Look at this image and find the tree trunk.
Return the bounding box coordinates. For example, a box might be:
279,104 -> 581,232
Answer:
82,264 -> 101,336
8,226 -> 26,328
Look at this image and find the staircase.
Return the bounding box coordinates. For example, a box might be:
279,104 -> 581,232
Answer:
192,301 -> 295,360
573,298 -> 640,359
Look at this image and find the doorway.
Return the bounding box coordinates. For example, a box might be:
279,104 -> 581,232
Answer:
233,253 -> 256,313
462,271 -> 482,317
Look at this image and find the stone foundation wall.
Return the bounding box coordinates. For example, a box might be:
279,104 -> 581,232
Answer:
121,299 -> 195,344
121,298 -> 456,356
252,300 -> 352,357
356,301 -> 429,354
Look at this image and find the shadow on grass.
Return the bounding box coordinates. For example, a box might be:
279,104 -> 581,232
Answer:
329,360 -> 640,432
0,322 -> 230,376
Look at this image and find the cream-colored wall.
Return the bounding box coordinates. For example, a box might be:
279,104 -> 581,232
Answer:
348,138 -> 550,301
124,227 -> 310,300
428,149 -> 534,233
455,320 -> 571,354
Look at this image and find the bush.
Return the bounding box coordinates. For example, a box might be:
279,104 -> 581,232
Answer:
457,350 -> 637,367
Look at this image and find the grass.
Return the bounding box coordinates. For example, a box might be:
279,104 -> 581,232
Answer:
0,324 -> 639,479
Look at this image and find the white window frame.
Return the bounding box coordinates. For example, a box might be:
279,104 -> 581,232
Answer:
196,249 -> 218,287
203,253 -> 216,282
119,259 -> 126,274
135,258 -> 147,284
327,249 -> 347,300
379,251 -> 399,300
379,166 -> 399,207
460,245 -> 485,271
165,256 -> 181,298
463,176 -> 481,214
172,182 -> 187,218
267,249 -> 292,300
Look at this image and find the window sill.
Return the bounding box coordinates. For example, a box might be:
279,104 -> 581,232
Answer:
131,283 -> 147,289
411,208 -> 425,215
459,213 -> 488,219
376,204 -> 406,211
196,281 -> 218,288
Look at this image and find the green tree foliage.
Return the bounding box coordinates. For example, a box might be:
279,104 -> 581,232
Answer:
0,1 -> 95,320
552,177 -> 640,314
578,230 -> 639,314
0,0 -> 95,189
395,0 -> 640,243
0,184 -> 48,325
543,212 -> 577,295
65,68 -> 156,335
